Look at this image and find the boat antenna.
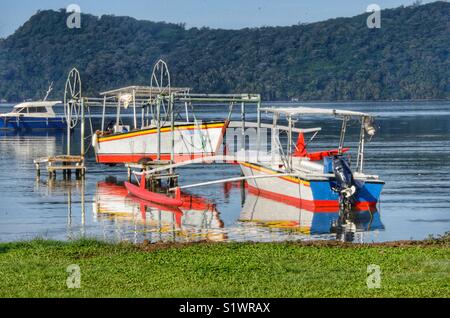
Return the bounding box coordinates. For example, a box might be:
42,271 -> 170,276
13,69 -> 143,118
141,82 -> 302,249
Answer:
43,82 -> 54,101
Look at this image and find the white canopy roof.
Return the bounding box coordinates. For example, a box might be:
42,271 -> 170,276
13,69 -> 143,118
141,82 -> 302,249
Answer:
260,106 -> 372,118
100,86 -> 191,97
14,101 -> 62,109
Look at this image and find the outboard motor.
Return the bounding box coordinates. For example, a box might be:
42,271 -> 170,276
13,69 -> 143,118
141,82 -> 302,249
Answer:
332,155 -> 357,210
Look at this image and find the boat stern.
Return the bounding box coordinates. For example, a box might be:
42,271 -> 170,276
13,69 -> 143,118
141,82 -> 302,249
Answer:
309,178 -> 384,209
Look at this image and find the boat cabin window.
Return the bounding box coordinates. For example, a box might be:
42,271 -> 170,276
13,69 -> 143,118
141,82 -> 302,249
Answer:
30,107 -> 49,113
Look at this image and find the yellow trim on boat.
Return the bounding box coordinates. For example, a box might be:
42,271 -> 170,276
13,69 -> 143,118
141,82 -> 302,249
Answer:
99,122 -> 226,142
241,162 -> 311,186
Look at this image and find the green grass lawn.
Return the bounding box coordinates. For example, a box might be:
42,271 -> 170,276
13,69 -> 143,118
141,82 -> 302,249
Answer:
0,238 -> 448,298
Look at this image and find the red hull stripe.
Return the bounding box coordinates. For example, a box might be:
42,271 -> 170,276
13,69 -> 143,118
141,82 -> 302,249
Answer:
247,185 -> 377,212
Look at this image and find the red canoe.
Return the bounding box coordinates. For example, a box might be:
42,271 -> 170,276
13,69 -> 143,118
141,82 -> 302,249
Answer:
125,174 -> 184,207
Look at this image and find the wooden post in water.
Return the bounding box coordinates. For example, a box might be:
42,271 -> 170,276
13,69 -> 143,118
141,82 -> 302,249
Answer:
63,163 -> 67,179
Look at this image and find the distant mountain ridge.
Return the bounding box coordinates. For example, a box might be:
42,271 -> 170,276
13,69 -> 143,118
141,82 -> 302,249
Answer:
0,1 -> 448,102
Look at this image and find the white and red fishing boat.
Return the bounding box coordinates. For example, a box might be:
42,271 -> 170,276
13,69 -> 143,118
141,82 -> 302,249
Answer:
95,119 -> 228,164
91,60 -> 259,165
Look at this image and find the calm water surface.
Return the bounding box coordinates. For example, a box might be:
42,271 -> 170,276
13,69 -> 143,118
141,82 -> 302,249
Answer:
0,101 -> 449,243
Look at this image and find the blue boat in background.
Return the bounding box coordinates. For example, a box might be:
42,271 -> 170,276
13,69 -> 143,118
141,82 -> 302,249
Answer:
0,101 -> 66,130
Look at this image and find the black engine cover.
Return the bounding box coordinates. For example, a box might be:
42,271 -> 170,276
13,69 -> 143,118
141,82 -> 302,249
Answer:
332,155 -> 356,196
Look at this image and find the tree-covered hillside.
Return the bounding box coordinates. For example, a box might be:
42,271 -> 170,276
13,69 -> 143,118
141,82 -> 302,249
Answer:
0,1 -> 448,102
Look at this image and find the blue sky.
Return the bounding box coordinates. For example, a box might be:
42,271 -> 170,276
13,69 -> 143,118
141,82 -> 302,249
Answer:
0,0 -> 437,38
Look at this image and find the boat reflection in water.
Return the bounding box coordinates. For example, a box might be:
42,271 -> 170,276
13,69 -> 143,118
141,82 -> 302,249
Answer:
93,180 -> 383,243
240,191 -> 384,242
93,179 -> 226,243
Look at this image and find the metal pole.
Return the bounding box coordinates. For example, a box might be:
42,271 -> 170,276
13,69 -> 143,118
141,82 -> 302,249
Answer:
141,105 -> 145,129
157,98 -> 161,161
170,94 -> 175,169
185,101 -> 189,123
241,102 -> 245,153
271,113 -> 278,164
132,89 -> 137,130
360,126 -> 366,174
338,116 -> 348,155
116,99 -> 121,129
67,106 -> 71,156
256,99 -> 261,162
81,99 -> 85,158
101,95 -> 106,131
170,173 -> 302,191
288,115 -> 293,171
357,117 -> 366,173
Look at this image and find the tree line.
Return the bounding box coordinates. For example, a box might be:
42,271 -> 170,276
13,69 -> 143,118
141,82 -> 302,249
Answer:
0,1 -> 448,102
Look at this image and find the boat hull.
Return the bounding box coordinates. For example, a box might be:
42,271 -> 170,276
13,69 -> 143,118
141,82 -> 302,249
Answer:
240,162 -> 384,211
0,117 -> 66,130
124,182 -> 184,207
95,122 -> 227,164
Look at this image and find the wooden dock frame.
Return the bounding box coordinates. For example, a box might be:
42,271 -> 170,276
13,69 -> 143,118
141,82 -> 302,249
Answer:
34,155 -> 86,180
125,161 -> 179,191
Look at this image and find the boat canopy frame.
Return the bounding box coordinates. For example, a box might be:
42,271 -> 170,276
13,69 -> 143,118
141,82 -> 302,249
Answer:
259,106 -> 377,173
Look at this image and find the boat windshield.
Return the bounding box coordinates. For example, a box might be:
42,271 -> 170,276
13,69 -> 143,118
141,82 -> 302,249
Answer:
12,107 -> 27,114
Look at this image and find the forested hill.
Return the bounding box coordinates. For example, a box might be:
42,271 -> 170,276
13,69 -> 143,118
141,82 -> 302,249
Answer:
0,1 -> 448,102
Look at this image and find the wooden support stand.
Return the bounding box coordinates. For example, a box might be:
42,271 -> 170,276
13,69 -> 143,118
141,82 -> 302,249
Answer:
34,155 -> 86,180
125,161 -> 178,191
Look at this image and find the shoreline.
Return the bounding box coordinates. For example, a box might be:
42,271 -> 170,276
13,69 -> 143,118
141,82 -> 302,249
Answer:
1,99 -> 450,106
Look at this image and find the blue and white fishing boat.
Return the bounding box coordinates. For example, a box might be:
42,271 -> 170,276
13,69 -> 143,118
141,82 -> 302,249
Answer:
0,101 -> 66,130
238,106 -> 384,211
0,83 -> 66,130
